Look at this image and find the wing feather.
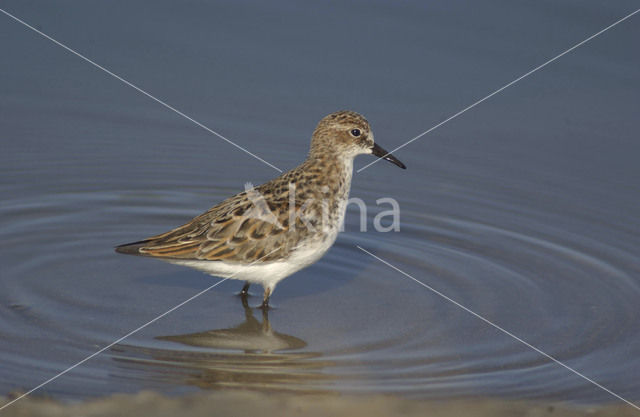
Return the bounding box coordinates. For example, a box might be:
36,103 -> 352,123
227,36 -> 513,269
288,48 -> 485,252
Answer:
119,189 -> 303,263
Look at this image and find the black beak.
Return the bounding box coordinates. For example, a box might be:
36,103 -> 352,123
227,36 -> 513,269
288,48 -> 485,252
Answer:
371,143 -> 406,169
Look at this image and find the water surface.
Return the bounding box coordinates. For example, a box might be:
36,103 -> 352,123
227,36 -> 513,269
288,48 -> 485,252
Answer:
1,0 -> 639,408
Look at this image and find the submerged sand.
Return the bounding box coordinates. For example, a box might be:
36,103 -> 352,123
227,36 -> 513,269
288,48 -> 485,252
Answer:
3,391 -> 638,417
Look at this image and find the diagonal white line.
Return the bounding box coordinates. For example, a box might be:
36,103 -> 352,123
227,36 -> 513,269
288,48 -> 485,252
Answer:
0,278 -> 228,412
356,246 -> 640,412
357,7 -> 640,173
0,244 -> 283,413
0,8 -> 283,173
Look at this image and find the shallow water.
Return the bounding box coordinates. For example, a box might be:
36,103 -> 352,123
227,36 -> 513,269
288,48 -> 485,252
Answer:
1,0 -> 639,408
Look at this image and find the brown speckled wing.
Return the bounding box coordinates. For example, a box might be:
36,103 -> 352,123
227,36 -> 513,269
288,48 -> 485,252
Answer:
116,158 -> 339,263
124,189 -> 303,264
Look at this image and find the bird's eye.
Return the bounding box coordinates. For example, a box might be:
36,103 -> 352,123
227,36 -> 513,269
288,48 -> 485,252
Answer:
350,129 -> 361,137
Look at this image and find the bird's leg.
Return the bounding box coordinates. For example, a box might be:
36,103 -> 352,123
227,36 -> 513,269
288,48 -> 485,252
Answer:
259,287 -> 271,310
239,282 -> 250,296
239,282 -> 251,311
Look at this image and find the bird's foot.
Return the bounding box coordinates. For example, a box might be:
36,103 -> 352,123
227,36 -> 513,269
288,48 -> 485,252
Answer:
237,282 -> 251,296
259,300 -> 270,311
259,287 -> 272,311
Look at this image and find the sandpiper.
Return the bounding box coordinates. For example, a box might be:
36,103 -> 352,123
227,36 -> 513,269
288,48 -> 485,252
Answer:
116,110 -> 405,308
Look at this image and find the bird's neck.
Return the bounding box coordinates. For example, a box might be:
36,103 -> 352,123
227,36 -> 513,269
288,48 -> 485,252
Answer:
305,152 -> 353,194
297,153 -> 353,232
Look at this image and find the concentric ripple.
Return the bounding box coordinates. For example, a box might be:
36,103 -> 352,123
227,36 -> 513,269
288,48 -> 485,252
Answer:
1,181 -> 638,403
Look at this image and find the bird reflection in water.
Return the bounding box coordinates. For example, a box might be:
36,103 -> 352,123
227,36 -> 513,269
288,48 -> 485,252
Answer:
111,295 -> 331,392
158,296 -> 306,352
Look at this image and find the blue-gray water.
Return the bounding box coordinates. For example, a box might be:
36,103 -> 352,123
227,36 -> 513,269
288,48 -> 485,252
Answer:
1,0 -> 639,407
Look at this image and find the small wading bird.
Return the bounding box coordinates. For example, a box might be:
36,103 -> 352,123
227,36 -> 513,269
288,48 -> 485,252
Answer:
116,111 -> 405,308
